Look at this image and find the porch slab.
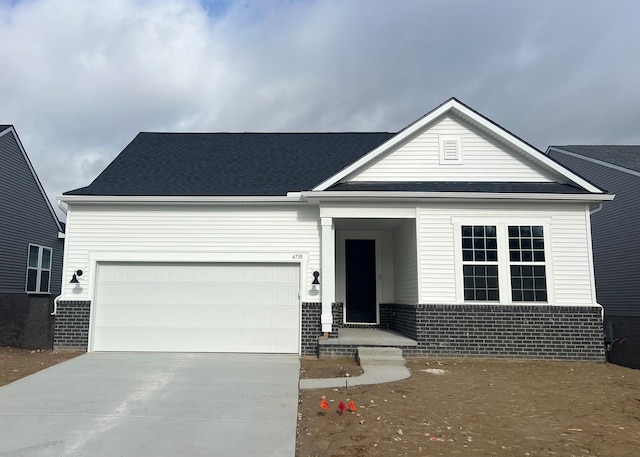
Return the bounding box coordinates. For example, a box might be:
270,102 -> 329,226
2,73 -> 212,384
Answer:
319,328 -> 418,347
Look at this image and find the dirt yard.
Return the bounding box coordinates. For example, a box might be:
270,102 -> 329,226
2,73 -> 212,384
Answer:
2,348 -> 639,456
0,346 -> 82,387
297,357 -> 640,457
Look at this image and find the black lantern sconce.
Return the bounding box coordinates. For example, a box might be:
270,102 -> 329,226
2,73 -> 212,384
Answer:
69,269 -> 83,284
311,271 -> 320,285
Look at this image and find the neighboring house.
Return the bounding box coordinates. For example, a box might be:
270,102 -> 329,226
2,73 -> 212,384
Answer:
53,99 -> 612,360
0,125 -> 64,348
546,145 -> 640,368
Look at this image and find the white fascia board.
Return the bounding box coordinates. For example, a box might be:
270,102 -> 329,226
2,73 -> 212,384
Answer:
454,108 -> 604,194
1,127 -> 65,232
58,195 -> 304,205
300,191 -> 614,203
312,99 -> 459,191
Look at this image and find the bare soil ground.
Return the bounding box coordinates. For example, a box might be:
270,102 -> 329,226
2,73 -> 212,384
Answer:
2,348 -> 639,456
297,357 -> 640,457
0,346 -> 82,388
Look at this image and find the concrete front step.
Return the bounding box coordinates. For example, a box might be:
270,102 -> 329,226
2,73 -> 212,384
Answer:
299,346 -> 411,389
357,346 -> 407,368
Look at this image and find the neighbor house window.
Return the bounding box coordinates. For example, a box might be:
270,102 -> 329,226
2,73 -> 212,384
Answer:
461,225 -> 499,301
508,225 -> 547,301
26,244 -> 52,293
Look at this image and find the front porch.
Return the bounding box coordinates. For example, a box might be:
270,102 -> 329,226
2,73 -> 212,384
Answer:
318,327 -> 417,358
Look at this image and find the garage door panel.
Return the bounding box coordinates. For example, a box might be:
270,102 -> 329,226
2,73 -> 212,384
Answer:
93,328 -> 299,353
95,304 -> 299,328
92,263 -> 300,353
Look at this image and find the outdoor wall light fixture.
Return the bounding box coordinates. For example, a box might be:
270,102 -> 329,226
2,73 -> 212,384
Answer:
312,271 -> 320,285
69,270 -> 83,284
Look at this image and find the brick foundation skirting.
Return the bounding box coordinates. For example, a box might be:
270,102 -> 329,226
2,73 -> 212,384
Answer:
0,293 -> 55,349
391,304 -> 605,361
605,315 -> 640,369
54,300 -> 605,361
53,300 -> 91,350
304,302 -> 605,361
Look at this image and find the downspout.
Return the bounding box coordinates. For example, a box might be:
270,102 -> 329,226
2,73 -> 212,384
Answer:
589,203 -> 603,215
588,202 -> 605,321
52,295 -> 61,315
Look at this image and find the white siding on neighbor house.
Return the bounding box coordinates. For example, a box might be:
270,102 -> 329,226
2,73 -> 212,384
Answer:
62,204 -> 321,301
348,115 -> 553,182
393,220 -> 418,303
417,202 -> 596,306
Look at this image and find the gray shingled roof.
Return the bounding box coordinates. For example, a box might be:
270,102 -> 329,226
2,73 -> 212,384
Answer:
65,132 -> 395,196
329,181 -> 590,193
551,146 -> 640,173
0,125 -> 11,132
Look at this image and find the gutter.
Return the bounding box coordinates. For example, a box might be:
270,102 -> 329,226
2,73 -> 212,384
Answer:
299,191 -> 614,203
58,195 -> 306,204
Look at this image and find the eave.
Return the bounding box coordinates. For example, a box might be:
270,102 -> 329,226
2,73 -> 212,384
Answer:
298,191 -> 614,203
57,194 -> 306,209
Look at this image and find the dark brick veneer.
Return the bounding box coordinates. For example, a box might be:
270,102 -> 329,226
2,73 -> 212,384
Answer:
0,294 -> 55,349
303,302 -> 605,360
301,302 -> 322,355
391,304 -> 604,360
53,300 -> 91,350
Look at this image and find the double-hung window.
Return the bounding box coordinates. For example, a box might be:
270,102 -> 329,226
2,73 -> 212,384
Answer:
460,223 -> 548,303
508,225 -> 547,302
462,225 -> 499,301
26,244 -> 52,294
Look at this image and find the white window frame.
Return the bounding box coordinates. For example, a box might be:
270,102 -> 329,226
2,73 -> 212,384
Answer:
507,224 -> 548,302
25,244 -> 52,294
453,219 -> 553,304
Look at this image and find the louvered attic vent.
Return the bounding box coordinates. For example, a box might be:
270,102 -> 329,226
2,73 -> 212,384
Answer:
439,134 -> 463,164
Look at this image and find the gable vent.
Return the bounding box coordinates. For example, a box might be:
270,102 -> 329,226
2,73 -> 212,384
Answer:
439,134 -> 463,164
443,140 -> 458,160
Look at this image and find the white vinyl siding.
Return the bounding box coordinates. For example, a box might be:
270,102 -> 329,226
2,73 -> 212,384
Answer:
92,262 -> 300,353
63,204 -> 320,301
393,220 -> 418,303
417,203 -> 595,306
348,115 -> 553,182
550,211 -> 595,305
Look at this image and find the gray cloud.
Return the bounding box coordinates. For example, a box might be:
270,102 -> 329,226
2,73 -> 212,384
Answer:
1,0 -> 639,218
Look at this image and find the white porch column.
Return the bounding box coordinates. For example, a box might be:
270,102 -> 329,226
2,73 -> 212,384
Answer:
320,217 -> 335,333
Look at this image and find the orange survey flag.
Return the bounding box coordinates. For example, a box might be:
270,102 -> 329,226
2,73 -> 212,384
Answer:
320,398 -> 330,410
346,400 -> 356,412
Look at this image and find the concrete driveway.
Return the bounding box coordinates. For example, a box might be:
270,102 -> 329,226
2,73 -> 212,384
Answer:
0,353 -> 300,457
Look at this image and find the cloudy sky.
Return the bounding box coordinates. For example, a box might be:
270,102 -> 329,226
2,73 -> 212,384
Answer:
2,0 -> 639,218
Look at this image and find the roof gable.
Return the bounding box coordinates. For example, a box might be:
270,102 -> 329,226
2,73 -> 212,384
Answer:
313,98 -> 603,194
345,113 -> 553,183
0,126 -> 63,232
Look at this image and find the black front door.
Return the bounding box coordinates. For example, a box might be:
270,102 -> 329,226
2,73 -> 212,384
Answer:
345,239 -> 377,323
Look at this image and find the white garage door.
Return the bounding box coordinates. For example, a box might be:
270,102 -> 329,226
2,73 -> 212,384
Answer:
91,262 -> 300,353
